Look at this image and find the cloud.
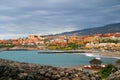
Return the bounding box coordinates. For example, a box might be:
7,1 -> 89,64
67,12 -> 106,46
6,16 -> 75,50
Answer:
0,0 -> 120,39
0,15 -> 16,21
0,34 -> 28,39
0,5 -> 14,11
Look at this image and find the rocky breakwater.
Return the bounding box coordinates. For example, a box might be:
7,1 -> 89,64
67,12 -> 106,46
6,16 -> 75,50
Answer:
0,59 -> 101,80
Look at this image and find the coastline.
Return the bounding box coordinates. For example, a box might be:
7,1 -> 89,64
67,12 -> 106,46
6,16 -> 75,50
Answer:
83,49 -> 120,58
0,58 -> 101,80
0,48 -> 119,79
0,47 -> 120,58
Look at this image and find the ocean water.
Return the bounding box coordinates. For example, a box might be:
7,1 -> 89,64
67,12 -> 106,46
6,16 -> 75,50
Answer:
0,51 -> 118,67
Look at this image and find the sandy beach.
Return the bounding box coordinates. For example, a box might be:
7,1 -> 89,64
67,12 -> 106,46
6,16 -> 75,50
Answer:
82,49 -> 120,58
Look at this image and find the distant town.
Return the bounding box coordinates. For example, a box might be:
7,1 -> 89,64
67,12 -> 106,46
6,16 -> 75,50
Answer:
0,32 -> 120,52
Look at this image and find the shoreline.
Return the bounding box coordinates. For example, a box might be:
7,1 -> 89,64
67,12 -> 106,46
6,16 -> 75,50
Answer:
0,58 -> 101,80
0,47 -> 120,58
84,49 -> 120,58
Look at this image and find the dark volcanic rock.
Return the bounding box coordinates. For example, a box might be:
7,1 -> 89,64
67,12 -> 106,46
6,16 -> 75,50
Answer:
0,59 -> 101,80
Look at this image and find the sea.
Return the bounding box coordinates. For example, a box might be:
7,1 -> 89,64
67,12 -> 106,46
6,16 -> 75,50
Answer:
0,50 -> 118,67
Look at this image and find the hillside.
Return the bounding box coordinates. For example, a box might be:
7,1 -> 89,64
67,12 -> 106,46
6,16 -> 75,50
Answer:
58,23 -> 120,36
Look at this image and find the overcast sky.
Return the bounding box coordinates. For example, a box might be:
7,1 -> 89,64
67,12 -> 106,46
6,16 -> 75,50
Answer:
0,0 -> 120,39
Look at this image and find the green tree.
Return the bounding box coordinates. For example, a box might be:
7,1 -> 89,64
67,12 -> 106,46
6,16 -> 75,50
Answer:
68,43 -> 79,50
99,64 -> 116,79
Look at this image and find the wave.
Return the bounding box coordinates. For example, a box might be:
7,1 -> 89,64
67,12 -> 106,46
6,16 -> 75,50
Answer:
112,57 -> 120,59
84,54 -> 94,57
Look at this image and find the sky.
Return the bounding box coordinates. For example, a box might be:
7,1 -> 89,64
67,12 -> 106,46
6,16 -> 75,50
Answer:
0,0 -> 120,39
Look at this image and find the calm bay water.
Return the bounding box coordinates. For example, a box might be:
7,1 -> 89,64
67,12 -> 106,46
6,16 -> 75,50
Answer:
0,51 -> 118,67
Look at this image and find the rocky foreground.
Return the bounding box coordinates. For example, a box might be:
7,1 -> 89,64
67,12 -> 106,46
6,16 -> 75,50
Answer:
106,70 -> 120,80
0,59 -> 101,80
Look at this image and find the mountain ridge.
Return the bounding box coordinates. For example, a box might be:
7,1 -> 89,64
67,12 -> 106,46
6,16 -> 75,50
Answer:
57,23 -> 120,36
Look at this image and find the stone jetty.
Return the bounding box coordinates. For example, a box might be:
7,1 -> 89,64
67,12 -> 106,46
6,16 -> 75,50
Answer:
0,59 -> 101,80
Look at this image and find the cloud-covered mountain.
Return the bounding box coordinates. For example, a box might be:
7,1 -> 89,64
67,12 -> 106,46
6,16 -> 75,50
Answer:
58,23 -> 120,36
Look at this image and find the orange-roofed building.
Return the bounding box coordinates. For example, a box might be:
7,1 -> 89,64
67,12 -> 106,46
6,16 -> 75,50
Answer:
114,32 -> 120,37
104,33 -> 114,37
68,37 -> 77,43
12,40 -> 20,45
94,34 -> 103,37
77,41 -> 84,45
0,40 -> 8,44
83,36 -> 94,42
